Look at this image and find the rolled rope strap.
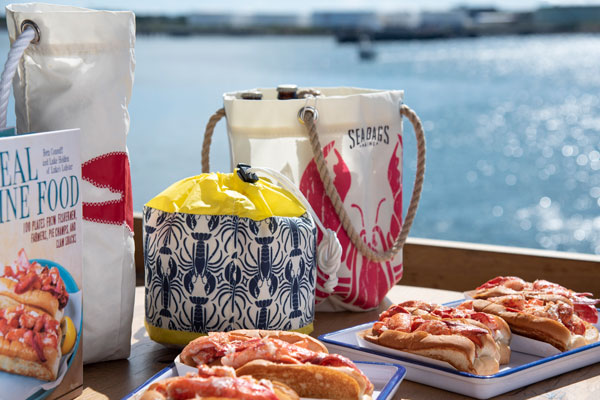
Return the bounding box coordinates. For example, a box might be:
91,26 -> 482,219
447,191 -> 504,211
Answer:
302,104 -> 426,263
0,22 -> 38,129
247,166 -> 342,294
201,108 -> 226,173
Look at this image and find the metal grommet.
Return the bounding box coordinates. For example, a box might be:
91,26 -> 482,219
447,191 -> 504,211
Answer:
21,20 -> 41,44
297,106 -> 318,125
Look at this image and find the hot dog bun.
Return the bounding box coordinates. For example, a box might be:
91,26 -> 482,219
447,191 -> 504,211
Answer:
364,302 -> 504,375
390,300 -> 511,365
361,326 -> 499,375
236,359 -> 372,400
478,314 -> 510,364
0,350 -> 60,382
453,303 -> 512,364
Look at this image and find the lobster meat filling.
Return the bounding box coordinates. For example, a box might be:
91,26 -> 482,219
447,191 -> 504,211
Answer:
474,276 -> 599,324
3,248 -> 69,309
0,304 -> 60,362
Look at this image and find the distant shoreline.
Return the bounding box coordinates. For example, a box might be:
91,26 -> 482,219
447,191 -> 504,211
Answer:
133,15 -> 600,41
1,10 -> 599,42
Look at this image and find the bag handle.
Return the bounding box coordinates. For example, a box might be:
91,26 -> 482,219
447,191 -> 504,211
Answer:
200,103 -> 426,263
0,21 -> 39,129
201,108 -> 226,173
300,104 -> 426,263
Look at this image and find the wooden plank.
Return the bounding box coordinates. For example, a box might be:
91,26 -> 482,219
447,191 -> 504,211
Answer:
132,214 -> 600,294
402,237 -> 600,295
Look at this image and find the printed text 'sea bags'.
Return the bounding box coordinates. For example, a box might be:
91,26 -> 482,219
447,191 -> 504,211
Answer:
6,4 -> 136,362
202,88 -> 425,311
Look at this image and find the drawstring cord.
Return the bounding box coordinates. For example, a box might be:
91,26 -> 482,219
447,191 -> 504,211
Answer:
248,166 -> 342,294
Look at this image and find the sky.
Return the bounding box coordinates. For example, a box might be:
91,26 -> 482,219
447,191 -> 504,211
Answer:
2,0 -> 600,14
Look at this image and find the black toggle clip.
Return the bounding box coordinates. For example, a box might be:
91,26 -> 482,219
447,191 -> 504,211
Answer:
236,163 -> 259,183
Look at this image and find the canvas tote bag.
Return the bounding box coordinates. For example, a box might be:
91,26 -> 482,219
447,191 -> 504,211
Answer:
202,87 -> 425,311
6,3 -> 136,362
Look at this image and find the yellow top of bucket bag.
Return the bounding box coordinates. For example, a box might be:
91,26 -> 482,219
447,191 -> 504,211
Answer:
145,167 -> 306,220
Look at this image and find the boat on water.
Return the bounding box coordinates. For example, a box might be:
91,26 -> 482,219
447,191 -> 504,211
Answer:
358,35 -> 376,60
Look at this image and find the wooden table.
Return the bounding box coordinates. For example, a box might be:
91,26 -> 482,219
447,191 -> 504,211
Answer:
81,285 -> 600,399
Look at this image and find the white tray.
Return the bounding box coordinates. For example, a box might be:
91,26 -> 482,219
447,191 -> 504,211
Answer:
123,360 -> 407,400
318,321 -> 600,399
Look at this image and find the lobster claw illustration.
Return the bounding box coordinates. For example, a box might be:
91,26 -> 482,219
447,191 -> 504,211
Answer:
299,135 -> 404,309
267,218 -> 278,234
208,215 -> 220,231
224,260 -> 243,287
185,214 -> 197,230
248,220 -> 260,235
156,211 -> 167,226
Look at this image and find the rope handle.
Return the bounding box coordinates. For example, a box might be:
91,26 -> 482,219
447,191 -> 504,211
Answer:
247,166 -> 342,294
303,105 -> 426,263
201,108 -> 225,173
0,21 -> 39,129
200,103 -> 426,263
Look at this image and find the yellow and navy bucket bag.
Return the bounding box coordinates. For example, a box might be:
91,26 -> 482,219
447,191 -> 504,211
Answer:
143,165 -> 341,346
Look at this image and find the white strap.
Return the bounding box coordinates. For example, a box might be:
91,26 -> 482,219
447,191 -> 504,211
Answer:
0,26 -> 36,129
248,166 -> 341,294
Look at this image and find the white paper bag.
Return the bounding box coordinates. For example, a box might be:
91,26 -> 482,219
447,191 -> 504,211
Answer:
6,3 -> 136,363
203,87 -> 425,311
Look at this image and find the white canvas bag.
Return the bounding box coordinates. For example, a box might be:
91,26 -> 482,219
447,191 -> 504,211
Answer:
6,3 -> 136,362
202,87 -> 425,311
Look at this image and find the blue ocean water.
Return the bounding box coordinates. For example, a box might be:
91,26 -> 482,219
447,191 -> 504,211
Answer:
2,34 -> 600,254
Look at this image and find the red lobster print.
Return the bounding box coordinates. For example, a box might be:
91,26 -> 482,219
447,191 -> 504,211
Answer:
299,135 -> 403,309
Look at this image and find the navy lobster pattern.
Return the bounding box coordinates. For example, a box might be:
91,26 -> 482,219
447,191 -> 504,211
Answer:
143,206 -> 317,333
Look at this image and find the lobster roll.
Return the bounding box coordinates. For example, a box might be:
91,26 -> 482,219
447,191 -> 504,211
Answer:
140,365 -> 299,400
180,329 -> 374,400
467,276 -> 599,351
360,301 -> 504,375
0,304 -> 62,381
0,249 -> 69,322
